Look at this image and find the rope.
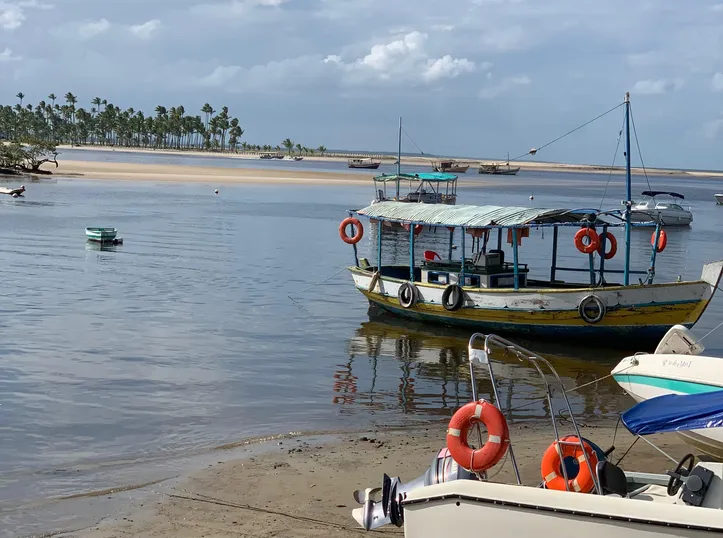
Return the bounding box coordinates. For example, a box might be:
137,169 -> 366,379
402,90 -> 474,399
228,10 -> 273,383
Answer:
401,126 -> 436,165
288,266 -> 348,301
598,117 -> 625,211
509,102 -> 625,162
629,104 -> 653,193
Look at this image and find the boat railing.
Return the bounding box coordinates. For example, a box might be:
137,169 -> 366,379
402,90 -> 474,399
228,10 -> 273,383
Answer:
467,332 -> 603,495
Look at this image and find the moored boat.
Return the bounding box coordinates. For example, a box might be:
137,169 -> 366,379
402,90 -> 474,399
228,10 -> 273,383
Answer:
478,162 -> 521,175
630,191 -> 693,226
339,93 -> 723,346
85,227 -> 117,242
349,158 -> 381,169
715,194 -> 723,205
372,172 -> 458,205
432,160 -> 469,173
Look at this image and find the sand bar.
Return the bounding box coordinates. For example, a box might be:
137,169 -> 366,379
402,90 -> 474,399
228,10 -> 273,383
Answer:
69,422 -> 692,538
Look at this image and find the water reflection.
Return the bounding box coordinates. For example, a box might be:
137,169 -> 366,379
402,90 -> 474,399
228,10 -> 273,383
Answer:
340,309 -> 633,422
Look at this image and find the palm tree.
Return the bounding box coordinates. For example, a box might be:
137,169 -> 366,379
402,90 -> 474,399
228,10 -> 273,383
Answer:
48,93 -> 56,108
317,145 -> 327,156
282,138 -> 294,155
295,143 -> 302,155
16,92 -> 24,106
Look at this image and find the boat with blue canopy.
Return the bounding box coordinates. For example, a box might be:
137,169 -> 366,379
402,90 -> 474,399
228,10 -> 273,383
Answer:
630,190 -> 693,226
372,172 -> 458,205
338,93 -> 723,346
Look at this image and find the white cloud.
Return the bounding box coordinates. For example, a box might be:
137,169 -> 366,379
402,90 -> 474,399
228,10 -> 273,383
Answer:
0,0 -> 50,29
189,0 -> 287,18
197,65 -> 242,87
0,46 -> 20,61
478,74 -> 530,99
324,31 -> 479,85
632,78 -> 684,95
78,18 -> 110,39
130,19 -> 160,40
712,3 -> 723,11
713,73 -> 723,91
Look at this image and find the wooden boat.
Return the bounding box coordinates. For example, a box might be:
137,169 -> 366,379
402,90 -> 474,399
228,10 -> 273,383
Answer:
478,162 -> 521,175
85,227 -> 117,242
259,153 -> 275,159
349,158 -> 381,169
0,185 -> 25,196
432,160 -> 469,174
339,94 -> 723,347
291,156 -> 303,161
372,172 -> 457,205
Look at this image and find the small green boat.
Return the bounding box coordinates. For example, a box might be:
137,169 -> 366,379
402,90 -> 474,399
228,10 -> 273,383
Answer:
85,227 -> 118,242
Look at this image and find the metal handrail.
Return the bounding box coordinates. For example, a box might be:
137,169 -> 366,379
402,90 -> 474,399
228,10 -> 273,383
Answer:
467,332 -> 603,495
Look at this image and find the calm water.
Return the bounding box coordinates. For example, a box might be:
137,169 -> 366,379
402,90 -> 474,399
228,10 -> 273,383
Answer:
1,161 -> 722,535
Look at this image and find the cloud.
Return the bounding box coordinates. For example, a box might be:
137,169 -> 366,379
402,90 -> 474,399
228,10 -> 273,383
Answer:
713,73 -> 723,92
0,0 -> 51,29
632,78 -> 684,95
0,46 -> 20,61
78,18 -> 110,39
478,74 -> 530,99
130,19 -> 160,40
189,0 -> 287,18
324,31 -> 479,85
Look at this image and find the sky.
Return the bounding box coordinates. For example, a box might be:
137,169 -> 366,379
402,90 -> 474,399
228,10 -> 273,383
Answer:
2,0 -> 723,169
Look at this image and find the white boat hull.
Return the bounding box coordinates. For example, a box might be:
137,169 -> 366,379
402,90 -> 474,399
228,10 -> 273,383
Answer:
613,353 -> 723,459
716,194 -> 723,205
630,209 -> 693,226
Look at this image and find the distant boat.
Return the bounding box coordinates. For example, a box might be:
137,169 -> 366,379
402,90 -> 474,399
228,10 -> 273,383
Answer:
290,156 -> 303,161
85,227 -> 117,242
259,153 -> 275,159
478,162 -> 520,175
630,191 -> 693,226
349,158 -> 381,169
432,160 -> 469,173
716,194 -> 723,204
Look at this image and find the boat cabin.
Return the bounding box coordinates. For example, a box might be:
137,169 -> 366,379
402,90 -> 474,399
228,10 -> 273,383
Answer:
372,173 -> 458,205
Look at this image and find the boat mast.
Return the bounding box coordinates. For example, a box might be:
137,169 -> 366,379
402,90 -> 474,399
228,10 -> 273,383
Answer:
397,116 -> 402,199
624,92 -> 632,286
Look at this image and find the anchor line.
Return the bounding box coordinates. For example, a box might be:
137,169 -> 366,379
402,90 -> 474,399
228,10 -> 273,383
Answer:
288,265 -> 348,303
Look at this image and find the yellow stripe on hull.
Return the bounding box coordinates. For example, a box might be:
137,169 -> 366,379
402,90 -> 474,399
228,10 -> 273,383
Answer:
359,289 -> 707,328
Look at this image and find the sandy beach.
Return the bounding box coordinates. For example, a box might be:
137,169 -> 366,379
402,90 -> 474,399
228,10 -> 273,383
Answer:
66,421 -> 693,538
49,145 -> 723,179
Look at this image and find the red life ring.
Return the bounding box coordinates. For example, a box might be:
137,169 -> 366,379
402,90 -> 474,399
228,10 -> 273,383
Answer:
402,222 -> 423,235
540,436 -> 599,493
339,217 -> 364,245
652,230 -> 667,253
574,228 -> 599,254
597,232 -> 617,260
446,400 -> 509,473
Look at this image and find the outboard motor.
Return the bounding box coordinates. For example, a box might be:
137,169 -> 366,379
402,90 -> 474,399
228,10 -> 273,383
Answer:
352,447 -> 478,530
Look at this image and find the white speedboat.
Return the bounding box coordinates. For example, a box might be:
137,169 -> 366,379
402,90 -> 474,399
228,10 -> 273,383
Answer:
352,333 -> 723,537
630,191 -> 693,226
715,194 -> 723,205
612,324 -> 723,459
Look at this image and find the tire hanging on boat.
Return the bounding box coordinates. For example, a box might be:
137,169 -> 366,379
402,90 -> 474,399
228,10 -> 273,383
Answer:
441,284 -> 464,311
339,217 -> 364,245
446,400 -> 509,473
540,436 -> 599,493
398,282 -> 419,308
578,295 -> 606,324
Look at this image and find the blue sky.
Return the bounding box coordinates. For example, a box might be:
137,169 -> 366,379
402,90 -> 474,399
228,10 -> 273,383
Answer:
2,0 -> 723,169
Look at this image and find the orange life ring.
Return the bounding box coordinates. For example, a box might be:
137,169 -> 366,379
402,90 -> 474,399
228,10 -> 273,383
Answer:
540,435 -> 599,493
339,217 -> 363,245
574,228 -> 599,254
651,230 -> 667,253
402,222 -> 423,235
446,400 -> 509,473
597,232 -> 617,260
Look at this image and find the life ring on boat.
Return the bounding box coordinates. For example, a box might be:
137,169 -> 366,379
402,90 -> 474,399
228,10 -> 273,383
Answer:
447,400 -> 510,473
651,230 -> 667,253
596,232 -> 617,260
541,436 -> 599,493
368,271 -> 381,292
339,217 -> 363,245
578,295 -> 606,324
402,222 -> 424,236
574,228 -> 599,254
398,282 -> 419,308
442,284 -> 464,311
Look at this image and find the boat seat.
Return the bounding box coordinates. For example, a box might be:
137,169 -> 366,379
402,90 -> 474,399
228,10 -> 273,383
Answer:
597,461 -> 628,497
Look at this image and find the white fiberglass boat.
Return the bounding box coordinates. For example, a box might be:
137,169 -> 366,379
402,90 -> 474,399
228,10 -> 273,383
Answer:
630,191 -> 693,226
715,194 -> 723,205
612,324 -> 723,459
352,333 -> 723,537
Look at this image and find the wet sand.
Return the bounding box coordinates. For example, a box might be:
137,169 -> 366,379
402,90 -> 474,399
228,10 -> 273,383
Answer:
70,422 -> 693,538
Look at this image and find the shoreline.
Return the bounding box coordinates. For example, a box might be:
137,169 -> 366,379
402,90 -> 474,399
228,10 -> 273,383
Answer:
64,420 -> 694,538
54,144 -> 723,179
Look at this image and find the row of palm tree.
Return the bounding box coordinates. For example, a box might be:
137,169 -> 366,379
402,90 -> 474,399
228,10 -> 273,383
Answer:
0,93 -> 327,156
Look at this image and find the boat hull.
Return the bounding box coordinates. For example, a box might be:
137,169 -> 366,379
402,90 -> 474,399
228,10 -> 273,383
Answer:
630,210 -> 693,226
85,228 -> 117,241
349,262 -> 722,346
715,194 -> 723,205
478,166 -> 520,175
613,353 -> 723,459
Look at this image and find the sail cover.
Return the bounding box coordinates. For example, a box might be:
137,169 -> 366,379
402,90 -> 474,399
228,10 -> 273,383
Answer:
622,390 -> 723,436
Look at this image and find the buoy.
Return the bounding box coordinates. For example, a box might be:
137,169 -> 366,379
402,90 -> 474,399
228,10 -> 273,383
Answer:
529,194 -> 534,201
214,189 -> 219,194
12,193 -> 18,198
